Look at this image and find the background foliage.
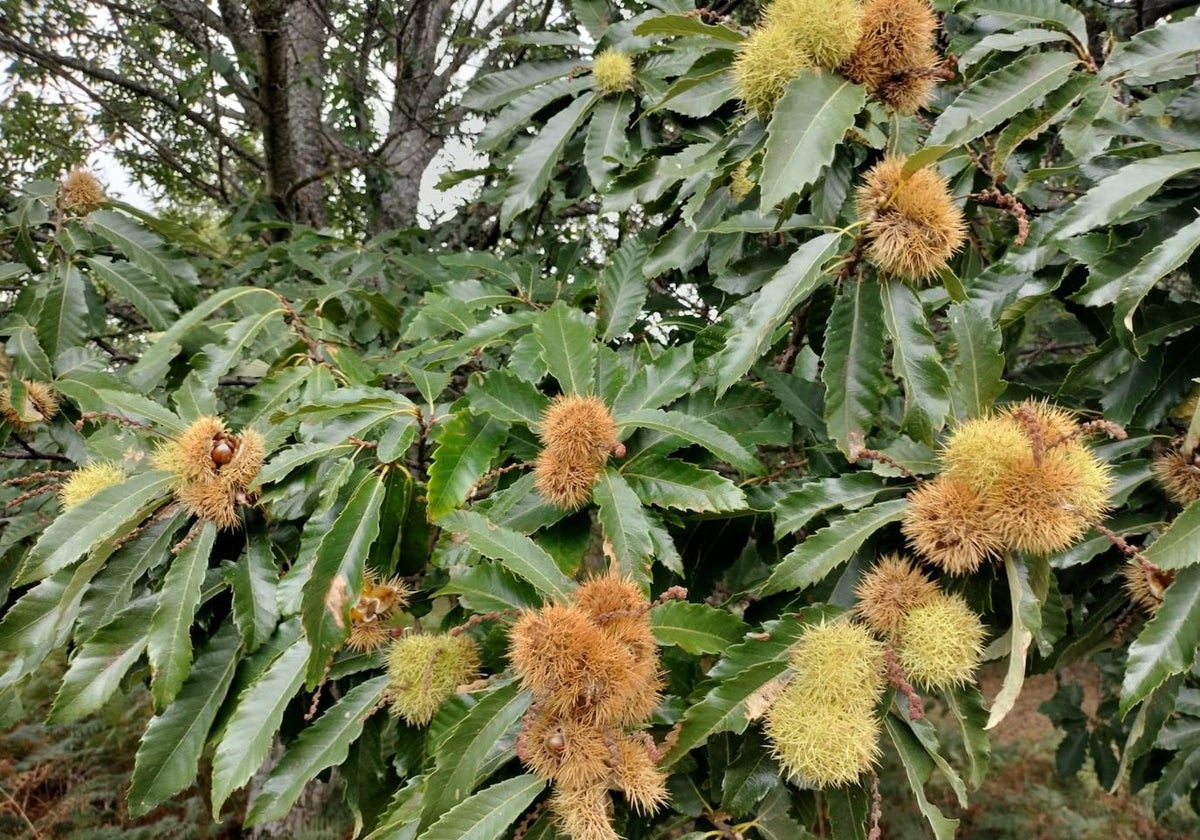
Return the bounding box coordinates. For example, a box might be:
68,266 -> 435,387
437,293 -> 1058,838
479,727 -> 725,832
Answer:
3,0 -> 1200,837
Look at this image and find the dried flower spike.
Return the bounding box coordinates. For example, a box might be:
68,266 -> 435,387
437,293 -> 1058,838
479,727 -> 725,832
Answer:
729,160 -> 755,202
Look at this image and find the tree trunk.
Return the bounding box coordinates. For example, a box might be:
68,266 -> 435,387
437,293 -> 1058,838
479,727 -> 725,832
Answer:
285,0 -> 330,228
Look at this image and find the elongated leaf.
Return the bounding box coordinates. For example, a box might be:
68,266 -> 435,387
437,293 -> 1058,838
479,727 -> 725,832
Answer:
947,301 -> 1006,420
53,380 -> 186,432
426,411 -> 509,519
928,52 -> 1079,147
86,209 -> 195,298
1054,152 -> 1200,239
211,634 -> 311,817
128,621 -> 240,816
4,318 -> 53,381
651,601 -> 749,655
1101,15 -> 1200,84
85,256 -> 177,330
1114,217 -> 1200,344
584,94 -> 633,190
760,75 -> 865,210
986,555 -> 1037,729
1122,564 -> 1200,716
1155,746 -> 1200,816
535,300 -> 597,396
622,454 -> 746,513
1145,500 -> 1200,571
958,29 -> 1072,71
126,286 -> 279,391
50,600 -> 153,722
419,682 -> 532,830
148,522 -> 216,711
662,614 -> 818,766
598,237 -> 651,342
613,344 -> 694,415
947,685 -> 992,789
15,472 -> 173,586
500,94 -> 596,225
438,562 -> 541,613
438,510 -> 575,601
959,0 -> 1088,46
715,233 -> 842,396
881,282 -> 950,442
469,370 -> 549,426
759,499 -> 908,596
618,408 -> 760,474
478,77 -> 592,152
302,472 -> 386,685
197,309 -> 284,388
417,774 -> 545,840
774,473 -> 889,541
885,716 -> 959,840
593,468 -> 655,585
229,532 -> 279,653
822,277 -> 887,457
37,263 -> 89,364
633,14 -> 744,43
246,675 -> 389,825
462,60 -> 578,111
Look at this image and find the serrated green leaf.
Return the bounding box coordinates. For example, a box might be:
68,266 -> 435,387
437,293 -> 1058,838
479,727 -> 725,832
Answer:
85,255 -> 177,330
1122,564 -> 1200,716
438,510 -> 575,601
50,599 -> 153,723
1101,15 -> 1200,84
881,281 -> 950,442
246,675 -> 389,826
85,209 -> 194,299
535,300 -> 597,396
1116,672 -> 1183,791
1054,152 -> 1200,239
598,237 -> 651,342
417,774 -> 545,840
822,277 -> 887,457
928,52 -> 1079,147
1114,216 -> 1200,347
613,344 -> 693,415
622,454 -> 746,513
15,472 -> 174,586
1154,746 -> 1200,816
128,621 -> 240,816
53,379 -> 186,432
885,715 -> 959,840
500,94 -> 596,225
721,736 -> 781,818
827,784 -> 869,840
773,473 -> 889,541
759,499 -> 908,596
593,468 -> 655,585
469,369 -> 549,427
197,309 -> 284,388
37,263 -> 89,364
946,684 -> 992,789
148,522 -> 216,710
125,286 -> 279,391
958,29 -> 1073,71
478,77 -> 592,152
959,0 -> 1088,46
1145,500 -> 1200,571
760,75 -> 865,211
663,613 -> 829,767
584,93 -> 633,190
632,13 -> 745,43
211,633 -> 311,817
257,440 -> 357,485
302,472 -> 386,685
426,411 -> 510,518
651,601 -> 750,655
229,531 -> 280,653
462,60 -> 578,111
714,233 -> 842,396
5,318 -> 53,380
987,555 -> 1037,729
419,682 -> 532,830
437,561 -> 541,613
618,408 -> 760,474
947,300 -> 1006,420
